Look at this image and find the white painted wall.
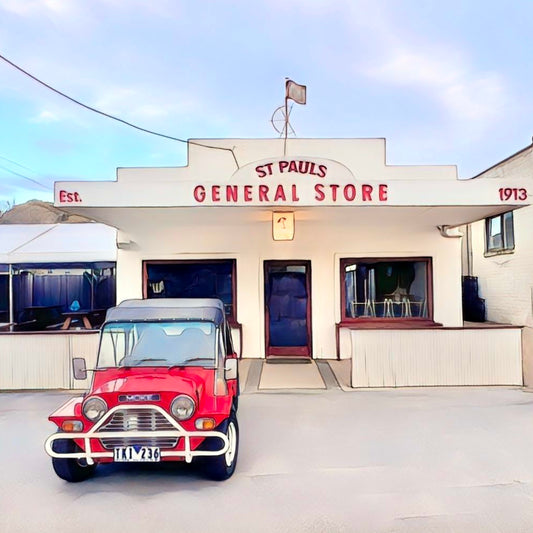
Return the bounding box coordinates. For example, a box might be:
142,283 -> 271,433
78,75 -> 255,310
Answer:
115,207 -> 463,359
470,206 -> 533,326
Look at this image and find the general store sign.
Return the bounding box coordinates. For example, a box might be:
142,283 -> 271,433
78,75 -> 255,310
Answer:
192,157 -> 388,205
55,156 -> 530,208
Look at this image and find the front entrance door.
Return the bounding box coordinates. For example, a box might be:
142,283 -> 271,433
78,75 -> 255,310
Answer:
264,260 -> 311,358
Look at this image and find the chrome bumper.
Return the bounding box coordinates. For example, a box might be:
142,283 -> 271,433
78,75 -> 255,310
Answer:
44,404 -> 229,465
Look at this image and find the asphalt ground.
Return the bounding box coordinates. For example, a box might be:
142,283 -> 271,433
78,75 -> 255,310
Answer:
2,387 -> 533,532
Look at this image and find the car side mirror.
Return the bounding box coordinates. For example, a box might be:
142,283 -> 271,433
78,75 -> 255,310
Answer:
72,357 -> 88,380
225,358 -> 238,380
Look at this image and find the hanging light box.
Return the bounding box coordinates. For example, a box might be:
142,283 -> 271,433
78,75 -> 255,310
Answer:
272,212 -> 294,241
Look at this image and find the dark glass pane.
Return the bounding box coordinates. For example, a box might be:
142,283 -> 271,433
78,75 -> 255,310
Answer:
503,212 -> 514,249
344,260 -> 428,319
146,261 -> 234,316
0,275 -> 8,321
487,216 -> 503,251
11,265 -> 116,329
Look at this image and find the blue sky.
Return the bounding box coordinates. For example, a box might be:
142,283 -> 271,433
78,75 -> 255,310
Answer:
0,0 -> 532,210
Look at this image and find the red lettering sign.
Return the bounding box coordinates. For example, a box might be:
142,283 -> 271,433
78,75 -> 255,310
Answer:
190,183 -> 390,204
314,183 -> 325,201
58,190 -> 82,203
255,159 -> 328,178
258,185 -> 269,202
361,184 -> 373,201
193,185 -> 206,202
499,187 -> 527,201
244,185 -> 253,202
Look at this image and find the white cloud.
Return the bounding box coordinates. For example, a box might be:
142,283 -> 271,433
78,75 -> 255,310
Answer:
91,84 -> 201,122
30,110 -> 60,123
344,1 -> 510,138
0,0 -> 78,17
368,46 -> 506,125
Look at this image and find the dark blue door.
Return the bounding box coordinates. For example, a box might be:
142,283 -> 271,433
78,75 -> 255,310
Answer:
265,261 -> 311,357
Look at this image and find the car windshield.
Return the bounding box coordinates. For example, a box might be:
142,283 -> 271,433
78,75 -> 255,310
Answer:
97,321 -> 217,369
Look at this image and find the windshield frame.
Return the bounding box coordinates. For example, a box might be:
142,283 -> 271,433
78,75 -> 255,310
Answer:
96,319 -> 220,370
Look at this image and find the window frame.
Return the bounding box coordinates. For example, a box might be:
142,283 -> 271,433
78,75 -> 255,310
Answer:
142,259 -> 238,325
485,211 -> 515,255
339,257 -> 434,326
0,271 -> 8,323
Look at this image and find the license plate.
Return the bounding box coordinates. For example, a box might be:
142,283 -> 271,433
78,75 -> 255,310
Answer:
113,446 -> 161,462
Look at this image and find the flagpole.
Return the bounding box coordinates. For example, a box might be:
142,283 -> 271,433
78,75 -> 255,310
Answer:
283,80 -> 288,156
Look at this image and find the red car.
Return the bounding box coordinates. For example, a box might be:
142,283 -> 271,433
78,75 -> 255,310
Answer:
45,298 -> 239,482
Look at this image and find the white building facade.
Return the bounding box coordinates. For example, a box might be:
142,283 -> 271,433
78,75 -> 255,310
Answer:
53,138 -> 528,387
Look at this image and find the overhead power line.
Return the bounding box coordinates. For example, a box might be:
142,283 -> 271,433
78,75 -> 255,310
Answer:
0,164 -> 52,191
0,53 -> 240,168
0,154 -> 39,173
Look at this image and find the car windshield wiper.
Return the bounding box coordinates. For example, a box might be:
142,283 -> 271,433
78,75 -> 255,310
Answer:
168,357 -> 216,368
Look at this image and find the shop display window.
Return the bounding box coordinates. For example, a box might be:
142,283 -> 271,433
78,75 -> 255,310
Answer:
11,263 -> 116,330
144,260 -> 236,322
485,212 -> 514,254
341,258 -> 431,321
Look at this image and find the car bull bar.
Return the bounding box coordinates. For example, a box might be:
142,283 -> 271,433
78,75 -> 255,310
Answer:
44,404 -> 229,466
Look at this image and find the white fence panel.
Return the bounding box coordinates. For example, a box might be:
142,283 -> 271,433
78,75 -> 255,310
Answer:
0,332 -> 100,390
350,328 -> 523,388
70,333 -> 100,389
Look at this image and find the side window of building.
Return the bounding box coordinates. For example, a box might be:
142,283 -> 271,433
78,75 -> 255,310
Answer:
341,258 -> 431,321
485,212 -> 514,254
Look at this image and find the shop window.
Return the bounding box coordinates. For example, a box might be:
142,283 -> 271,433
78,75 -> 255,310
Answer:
144,260 -> 236,322
341,258 -> 430,321
485,212 -> 514,254
11,263 -> 116,331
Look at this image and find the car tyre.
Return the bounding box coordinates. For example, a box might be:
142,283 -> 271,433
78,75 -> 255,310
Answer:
202,412 -> 239,481
51,435 -> 97,482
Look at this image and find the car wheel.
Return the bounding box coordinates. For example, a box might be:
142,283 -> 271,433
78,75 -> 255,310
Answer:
51,435 -> 97,482
202,412 -> 239,481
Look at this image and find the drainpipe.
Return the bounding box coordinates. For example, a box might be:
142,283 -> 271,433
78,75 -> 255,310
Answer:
465,224 -> 473,277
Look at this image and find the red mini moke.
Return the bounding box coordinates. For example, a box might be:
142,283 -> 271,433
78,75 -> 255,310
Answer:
45,298 -> 239,482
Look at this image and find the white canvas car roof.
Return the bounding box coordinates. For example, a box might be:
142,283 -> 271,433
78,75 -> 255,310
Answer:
105,298 -> 225,324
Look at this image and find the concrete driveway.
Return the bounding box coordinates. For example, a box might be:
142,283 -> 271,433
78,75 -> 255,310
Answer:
2,387 -> 533,532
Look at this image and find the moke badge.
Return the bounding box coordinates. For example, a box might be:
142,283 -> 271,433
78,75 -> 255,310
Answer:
118,394 -> 160,402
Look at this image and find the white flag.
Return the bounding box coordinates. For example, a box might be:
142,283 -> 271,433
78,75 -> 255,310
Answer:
286,80 -> 306,105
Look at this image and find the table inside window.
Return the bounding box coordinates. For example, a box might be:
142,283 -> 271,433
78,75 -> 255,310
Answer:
61,311 -> 94,330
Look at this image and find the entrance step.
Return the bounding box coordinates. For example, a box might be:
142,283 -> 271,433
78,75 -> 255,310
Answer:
259,360 -> 325,390
241,359 -> 342,392
265,357 -> 312,364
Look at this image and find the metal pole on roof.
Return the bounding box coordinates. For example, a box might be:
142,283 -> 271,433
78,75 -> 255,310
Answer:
283,92 -> 288,156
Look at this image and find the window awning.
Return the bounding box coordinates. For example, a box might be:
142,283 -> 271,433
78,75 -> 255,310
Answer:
0,224 -> 117,264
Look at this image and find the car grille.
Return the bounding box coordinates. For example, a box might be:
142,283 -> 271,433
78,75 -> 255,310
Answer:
99,408 -> 179,449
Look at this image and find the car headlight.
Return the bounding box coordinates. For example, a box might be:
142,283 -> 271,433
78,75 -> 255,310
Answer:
82,397 -> 108,421
170,395 -> 195,421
